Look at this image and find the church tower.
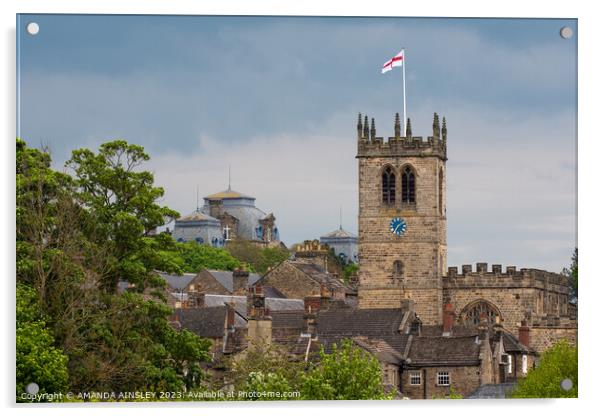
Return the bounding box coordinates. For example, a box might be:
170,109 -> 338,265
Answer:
356,112 -> 447,324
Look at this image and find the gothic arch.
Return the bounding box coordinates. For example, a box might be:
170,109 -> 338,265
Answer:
381,164 -> 397,206
400,164 -> 417,205
459,299 -> 503,327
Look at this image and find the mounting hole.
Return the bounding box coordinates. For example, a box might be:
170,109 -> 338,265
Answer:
560,378 -> 573,391
560,26 -> 573,39
26,22 -> 40,35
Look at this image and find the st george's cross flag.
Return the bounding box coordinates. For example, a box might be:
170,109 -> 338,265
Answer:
382,49 -> 404,74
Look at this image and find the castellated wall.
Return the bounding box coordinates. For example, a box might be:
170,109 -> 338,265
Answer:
443,263 -> 575,348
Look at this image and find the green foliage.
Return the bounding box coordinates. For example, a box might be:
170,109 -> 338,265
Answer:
301,340 -> 392,400
431,386 -> 463,399
511,340 -> 577,398
66,139 -> 180,292
225,241 -> 290,274
16,138 -> 211,398
343,262 -> 359,283
176,241 -> 242,272
16,284 -> 69,402
226,343 -> 305,395
240,371 -> 296,401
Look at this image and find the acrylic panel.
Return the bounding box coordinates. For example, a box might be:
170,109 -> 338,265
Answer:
16,14 -> 577,402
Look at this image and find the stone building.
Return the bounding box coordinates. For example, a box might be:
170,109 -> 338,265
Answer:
172,186 -> 280,247
355,112 -> 576,350
320,226 -> 358,264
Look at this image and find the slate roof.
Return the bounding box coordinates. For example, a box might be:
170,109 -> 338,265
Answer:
352,337 -> 403,365
501,331 -> 536,354
289,261 -> 348,291
271,310 -> 306,329
202,294 -> 304,313
467,383 -> 516,399
406,335 -> 482,366
316,307 -> 411,354
175,306 -> 227,338
157,272 -> 197,291
205,270 -> 262,293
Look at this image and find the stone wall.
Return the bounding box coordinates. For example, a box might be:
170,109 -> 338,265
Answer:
262,261 -> 322,299
356,120 -> 447,324
443,264 -> 573,335
402,366 -> 481,399
529,325 -> 577,353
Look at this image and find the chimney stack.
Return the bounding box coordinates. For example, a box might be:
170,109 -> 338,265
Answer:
443,303 -> 455,334
226,301 -> 236,329
518,320 -> 530,348
319,283 -> 331,310
233,267 -> 249,295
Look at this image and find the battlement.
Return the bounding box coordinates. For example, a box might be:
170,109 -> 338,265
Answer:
444,262 -> 572,288
356,112 -> 447,160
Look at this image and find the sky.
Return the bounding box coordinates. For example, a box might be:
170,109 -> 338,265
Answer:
16,14 -> 577,272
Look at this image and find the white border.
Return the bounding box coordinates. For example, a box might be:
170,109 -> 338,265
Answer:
2,1 -> 600,416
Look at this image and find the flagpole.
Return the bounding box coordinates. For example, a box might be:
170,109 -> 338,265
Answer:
402,48 -> 407,135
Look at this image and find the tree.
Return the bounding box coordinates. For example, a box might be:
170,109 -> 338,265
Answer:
176,241 -> 242,272
66,140 -> 180,293
225,241 -> 290,274
301,340 -> 391,400
511,340 -> 577,398
343,263 -> 359,283
16,284 -> 69,402
562,248 -> 578,301
16,139 -> 212,397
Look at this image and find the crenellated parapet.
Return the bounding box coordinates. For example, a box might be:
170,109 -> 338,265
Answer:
356,112 -> 447,160
444,262 -> 572,293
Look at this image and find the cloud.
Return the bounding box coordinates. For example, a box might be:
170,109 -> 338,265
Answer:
18,16 -> 577,272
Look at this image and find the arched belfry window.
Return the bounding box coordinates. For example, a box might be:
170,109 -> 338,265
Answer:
382,166 -> 396,205
402,166 -> 416,204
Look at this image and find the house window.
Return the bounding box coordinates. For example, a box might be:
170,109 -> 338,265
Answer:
409,371 -> 421,385
508,355 -> 513,374
436,371 -> 450,386
382,166 -> 396,205
401,166 -> 416,204
522,355 -> 528,374
177,238 -> 185,242
195,237 -> 204,244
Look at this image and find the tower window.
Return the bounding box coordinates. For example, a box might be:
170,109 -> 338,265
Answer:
393,260 -> 404,279
382,166 -> 396,205
402,166 -> 416,204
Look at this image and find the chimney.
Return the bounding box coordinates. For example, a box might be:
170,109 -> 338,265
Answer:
319,283 -> 331,310
233,267 -> 249,295
226,301 -> 236,329
443,303 -> 455,334
518,320 -> 530,348
304,296 -> 321,314
247,285 -> 272,351
248,285 -> 267,318
188,292 -> 205,308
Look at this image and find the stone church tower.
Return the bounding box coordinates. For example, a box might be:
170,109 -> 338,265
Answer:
356,112 -> 447,324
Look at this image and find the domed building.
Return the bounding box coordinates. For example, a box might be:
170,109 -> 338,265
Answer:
172,186 -> 281,247
320,226 -> 358,264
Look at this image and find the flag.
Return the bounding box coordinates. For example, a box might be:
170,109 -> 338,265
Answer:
382,49 -> 404,74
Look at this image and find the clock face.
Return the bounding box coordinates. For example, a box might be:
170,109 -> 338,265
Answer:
389,217 -> 407,236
